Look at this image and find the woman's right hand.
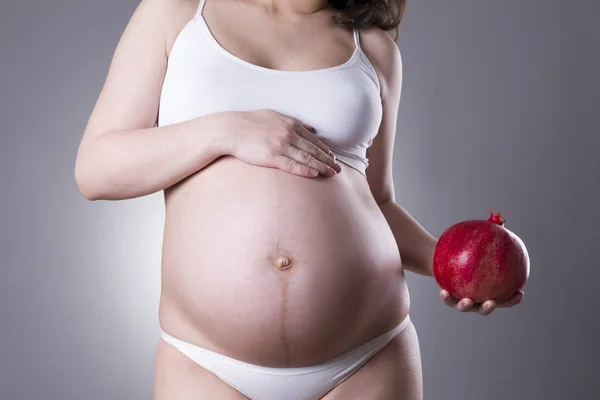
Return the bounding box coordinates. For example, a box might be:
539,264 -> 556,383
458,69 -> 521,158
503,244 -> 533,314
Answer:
216,109 -> 343,178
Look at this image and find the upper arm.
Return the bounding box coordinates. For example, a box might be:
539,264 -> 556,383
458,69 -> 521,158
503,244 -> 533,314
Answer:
361,28 -> 403,205
80,0 -> 191,143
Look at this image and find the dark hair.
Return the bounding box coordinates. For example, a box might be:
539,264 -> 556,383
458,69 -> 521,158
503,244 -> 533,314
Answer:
329,0 -> 407,42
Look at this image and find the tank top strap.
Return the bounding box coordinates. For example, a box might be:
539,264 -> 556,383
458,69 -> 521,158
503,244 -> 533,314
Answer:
195,0 -> 207,18
353,28 -> 361,51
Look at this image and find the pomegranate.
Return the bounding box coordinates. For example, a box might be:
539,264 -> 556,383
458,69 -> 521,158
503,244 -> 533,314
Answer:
433,209 -> 530,303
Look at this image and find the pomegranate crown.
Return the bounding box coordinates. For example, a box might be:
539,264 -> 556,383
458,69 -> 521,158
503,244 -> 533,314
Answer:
488,208 -> 506,226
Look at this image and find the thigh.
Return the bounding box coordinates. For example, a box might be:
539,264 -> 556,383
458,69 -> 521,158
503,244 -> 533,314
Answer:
322,320 -> 423,400
153,337 -> 249,400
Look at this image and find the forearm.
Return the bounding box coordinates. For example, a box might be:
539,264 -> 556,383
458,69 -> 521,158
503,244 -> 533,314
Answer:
74,113 -> 228,201
378,200 -> 438,276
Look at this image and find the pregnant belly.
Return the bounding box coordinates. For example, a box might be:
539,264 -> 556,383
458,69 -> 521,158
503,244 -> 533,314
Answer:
159,156 -> 409,367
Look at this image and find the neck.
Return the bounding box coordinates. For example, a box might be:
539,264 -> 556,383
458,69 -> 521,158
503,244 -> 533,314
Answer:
255,0 -> 330,15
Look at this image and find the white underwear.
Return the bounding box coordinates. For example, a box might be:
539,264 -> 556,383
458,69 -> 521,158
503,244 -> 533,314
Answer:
160,314 -> 411,400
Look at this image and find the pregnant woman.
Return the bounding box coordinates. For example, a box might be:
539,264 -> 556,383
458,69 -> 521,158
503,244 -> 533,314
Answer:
75,0 -> 523,398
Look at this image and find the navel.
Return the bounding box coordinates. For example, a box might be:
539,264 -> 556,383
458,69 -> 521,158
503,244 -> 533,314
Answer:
275,255 -> 293,270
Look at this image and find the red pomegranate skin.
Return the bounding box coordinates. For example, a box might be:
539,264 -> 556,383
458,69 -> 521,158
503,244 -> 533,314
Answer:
433,209 -> 530,303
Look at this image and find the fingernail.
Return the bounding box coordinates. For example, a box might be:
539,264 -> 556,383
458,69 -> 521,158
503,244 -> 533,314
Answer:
334,163 -> 342,172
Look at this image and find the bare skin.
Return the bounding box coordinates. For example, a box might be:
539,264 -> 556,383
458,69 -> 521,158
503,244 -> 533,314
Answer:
75,0 -> 421,398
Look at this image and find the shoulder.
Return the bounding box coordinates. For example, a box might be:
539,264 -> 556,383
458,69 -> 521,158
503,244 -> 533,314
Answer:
129,0 -> 199,30
134,0 -> 200,51
138,0 -> 203,54
139,0 -> 198,13
357,26 -> 403,97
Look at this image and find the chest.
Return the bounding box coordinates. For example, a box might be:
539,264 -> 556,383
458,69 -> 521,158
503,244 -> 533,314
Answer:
158,22 -> 382,150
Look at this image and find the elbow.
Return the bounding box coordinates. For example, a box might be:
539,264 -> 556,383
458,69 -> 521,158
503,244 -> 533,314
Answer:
74,160 -> 104,201
376,197 -> 394,208
74,136 -> 119,201
74,168 -> 101,201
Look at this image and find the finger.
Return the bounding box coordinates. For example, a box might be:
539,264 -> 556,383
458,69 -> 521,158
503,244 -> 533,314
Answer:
440,289 -> 460,309
296,123 -> 332,155
291,137 -> 339,172
497,291 -> 524,308
294,123 -> 342,173
272,155 -> 319,178
457,298 -> 474,312
473,300 -> 496,316
294,125 -> 342,173
286,145 -> 337,177
442,291 -> 475,313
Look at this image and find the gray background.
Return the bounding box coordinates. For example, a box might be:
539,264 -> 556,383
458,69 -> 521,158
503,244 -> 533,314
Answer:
1,0 -> 598,399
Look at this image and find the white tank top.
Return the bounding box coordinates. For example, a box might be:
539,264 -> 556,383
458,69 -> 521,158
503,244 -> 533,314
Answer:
158,0 -> 383,176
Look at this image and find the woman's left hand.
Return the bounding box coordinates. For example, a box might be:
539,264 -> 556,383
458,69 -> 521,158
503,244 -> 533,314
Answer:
440,289 -> 524,316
